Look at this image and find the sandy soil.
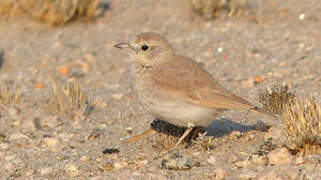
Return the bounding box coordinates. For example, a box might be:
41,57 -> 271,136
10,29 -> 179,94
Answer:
0,0 -> 320,179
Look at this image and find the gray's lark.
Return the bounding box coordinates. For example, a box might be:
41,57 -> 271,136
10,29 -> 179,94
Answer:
114,32 -> 275,146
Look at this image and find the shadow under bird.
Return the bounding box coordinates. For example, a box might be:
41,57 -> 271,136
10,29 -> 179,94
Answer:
114,32 -> 276,146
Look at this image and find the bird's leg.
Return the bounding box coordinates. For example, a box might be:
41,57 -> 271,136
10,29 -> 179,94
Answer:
175,123 -> 195,147
122,128 -> 156,144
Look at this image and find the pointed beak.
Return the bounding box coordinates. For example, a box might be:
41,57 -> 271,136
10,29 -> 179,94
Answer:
113,43 -> 137,53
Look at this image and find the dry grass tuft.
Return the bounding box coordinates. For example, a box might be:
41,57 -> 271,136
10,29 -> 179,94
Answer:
0,0 -> 100,25
0,0 -> 23,17
258,80 -> 296,115
47,79 -> 88,114
152,134 -> 179,151
191,0 -> 249,19
193,132 -> 215,151
0,84 -> 21,105
282,97 -> 321,155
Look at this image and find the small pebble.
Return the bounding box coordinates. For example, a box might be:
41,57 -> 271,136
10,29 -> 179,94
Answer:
215,168 -> 228,179
268,147 -> 292,165
240,169 -> 257,179
42,137 -> 62,152
207,156 -> 216,165
102,148 -> 120,154
66,164 -> 81,178
229,131 -> 242,140
226,152 -> 241,163
295,156 -> 305,165
161,151 -> 200,170
40,167 -> 53,175
8,107 -> 20,118
9,133 -> 28,140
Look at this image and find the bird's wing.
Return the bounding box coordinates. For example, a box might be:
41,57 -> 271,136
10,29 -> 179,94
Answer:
150,55 -> 255,110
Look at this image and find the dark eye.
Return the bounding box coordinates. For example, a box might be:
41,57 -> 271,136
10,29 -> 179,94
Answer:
141,45 -> 149,51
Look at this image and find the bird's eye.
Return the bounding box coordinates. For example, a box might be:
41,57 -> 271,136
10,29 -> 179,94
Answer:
141,45 -> 149,51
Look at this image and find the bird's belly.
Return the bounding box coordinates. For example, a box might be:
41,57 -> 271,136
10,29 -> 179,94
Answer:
140,97 -> 220,127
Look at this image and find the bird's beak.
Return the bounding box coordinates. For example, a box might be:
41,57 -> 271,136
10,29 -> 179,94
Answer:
113,43 -> 137,53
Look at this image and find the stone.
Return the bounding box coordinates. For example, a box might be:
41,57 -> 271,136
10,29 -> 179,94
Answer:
42,137 -> 62,152
229,131 -> 242,140
264,127 -> 282,140
207,156 -> 216,165
226,152 -> 241,163
161,151 -> 200,170
295,156 -> 305,165
268,147 -> 292,165
258,170 -> 283,180
9,133 -> 28,140
215,168 -> 228,180
66,164 -> 81,178
8,107 -> 20,118
40,167 -> 53,175
240,169 -> 257,179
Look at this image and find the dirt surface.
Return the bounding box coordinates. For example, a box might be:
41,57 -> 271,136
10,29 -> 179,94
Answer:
0,0 -> 321,179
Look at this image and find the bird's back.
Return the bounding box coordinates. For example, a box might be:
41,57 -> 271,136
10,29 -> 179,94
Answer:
148,55 -> 255,111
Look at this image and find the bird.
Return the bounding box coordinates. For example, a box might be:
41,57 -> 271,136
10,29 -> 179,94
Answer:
113,32 -> 276,146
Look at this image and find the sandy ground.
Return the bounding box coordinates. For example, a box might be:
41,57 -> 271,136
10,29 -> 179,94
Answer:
0,0 -> 321,179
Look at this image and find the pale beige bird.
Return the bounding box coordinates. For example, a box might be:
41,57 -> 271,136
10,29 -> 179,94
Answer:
114,32 -> 275,145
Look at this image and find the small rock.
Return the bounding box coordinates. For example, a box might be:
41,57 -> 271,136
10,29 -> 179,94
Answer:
4,162 -> 15,172
90,176 -> 105,180
100,162 -> 114,171
102,148 -> 119,154
0,131 -> 6,141
80,156 -> 90,162
226,152 -> 241,163
207,156 -> 216,165
161,151 -> 200,170
5,154 -> 16,161
87,129 -> 104,141
57,65 -> 70,75
41,116 -> 61,128
251,154 -> 269,166
258,170 -> 283,180
295,156 -> 305,165
241,79 -> 254,88
229,131 -> 242,140
285,166 -> 300,179
42,137 -> 62,152
8,107 -> 20,118
0,142 -> 9,150
215,168 -> 228,179
58,133 -> 73,141
240,169 -> 257,179
114,162 -> 128,169
40,167 -> 53,175
253,76 -> 264,84
24,167 -> 37,176
9,133 -> 28,140
84,53 -> 96,61
125,127 -> 133,134
10,165 -> 37,177
112,93 -> 124,99
264,126 -> 282,140
254,120 -> 270,132
268,147 -> 292,165
235,154 -> 269,169
96,157 -> 103,163
34,83 -> 45,90
66,164 -> 80,178
256,137 -> 276,156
